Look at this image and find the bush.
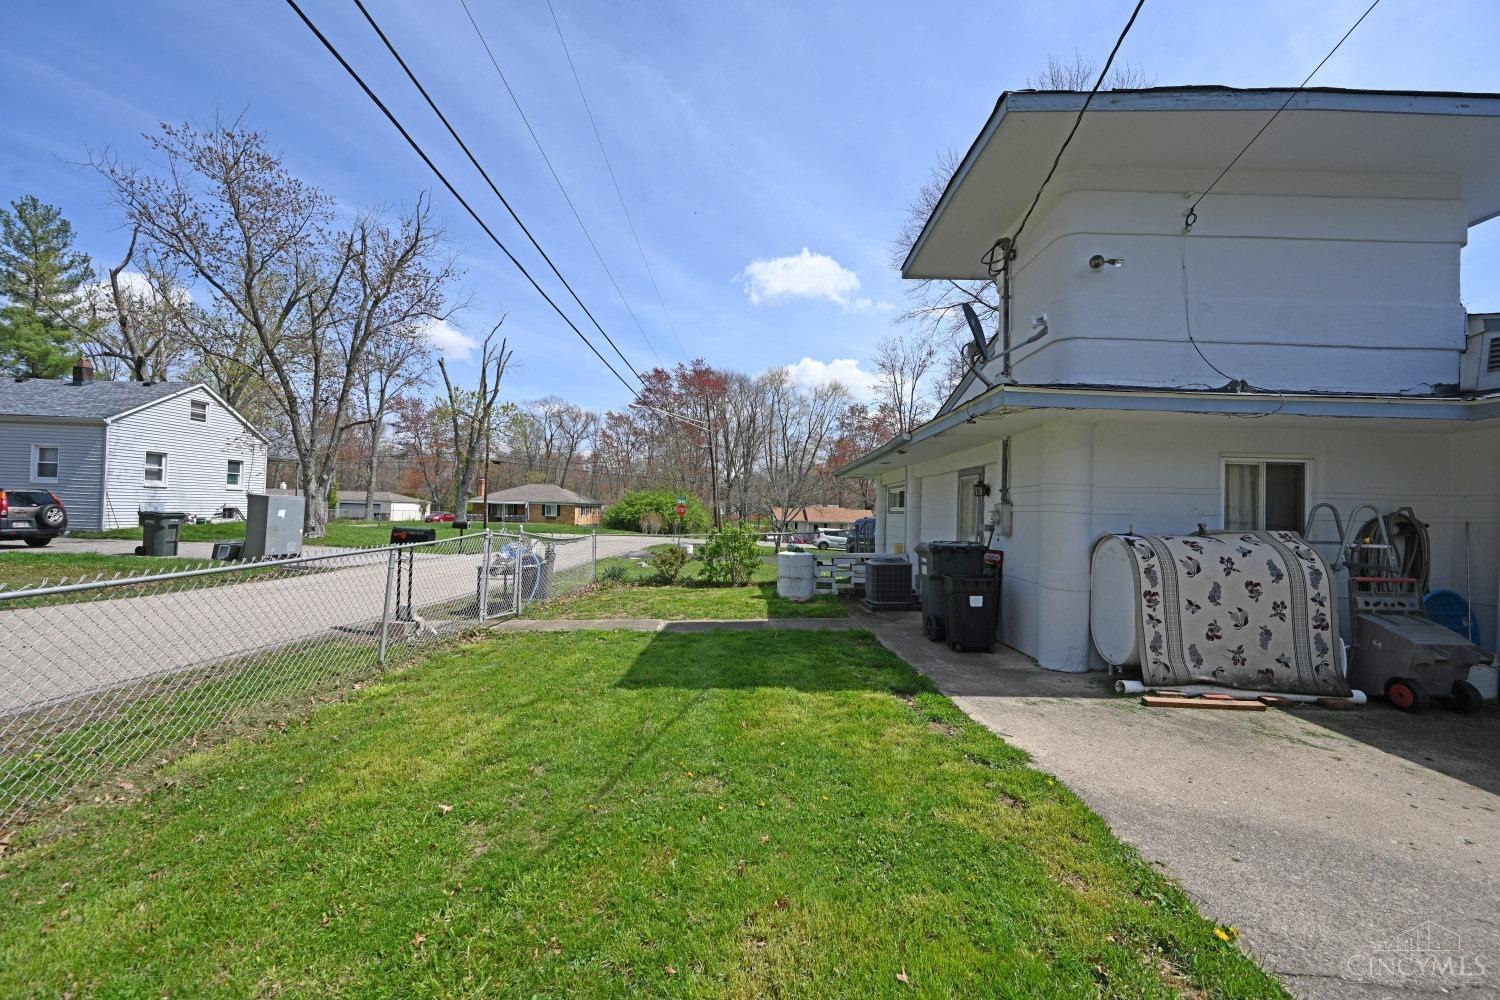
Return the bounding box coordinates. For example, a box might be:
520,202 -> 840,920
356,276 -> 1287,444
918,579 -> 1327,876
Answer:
599,562 -> 630,584
603,490 -> 710,533
647,544 -> 690,584
698,522 -> 761,586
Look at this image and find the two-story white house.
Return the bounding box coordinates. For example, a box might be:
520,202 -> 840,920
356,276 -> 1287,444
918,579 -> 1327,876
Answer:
0,366 -> 269,530
840,87 -> 1500,672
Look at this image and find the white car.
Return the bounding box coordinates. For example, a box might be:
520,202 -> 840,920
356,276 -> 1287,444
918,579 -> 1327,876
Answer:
813,529 -> 848,550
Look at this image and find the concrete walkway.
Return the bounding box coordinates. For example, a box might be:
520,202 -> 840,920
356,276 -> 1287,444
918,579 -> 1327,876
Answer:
852,607 -> 1499,1000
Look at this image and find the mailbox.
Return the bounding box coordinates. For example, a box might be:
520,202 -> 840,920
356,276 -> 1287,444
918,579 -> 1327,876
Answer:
391,526 -> 437,545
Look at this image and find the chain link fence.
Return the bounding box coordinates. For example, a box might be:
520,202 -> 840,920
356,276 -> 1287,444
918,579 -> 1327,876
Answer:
0,527 -> 598,829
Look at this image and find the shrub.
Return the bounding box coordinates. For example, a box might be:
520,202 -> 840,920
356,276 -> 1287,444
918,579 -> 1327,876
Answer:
647,544 -> 690,584
600,562 -> 630,584
640,510 -> 666,534
699,522 -> 761,586
602,490 -> 710,533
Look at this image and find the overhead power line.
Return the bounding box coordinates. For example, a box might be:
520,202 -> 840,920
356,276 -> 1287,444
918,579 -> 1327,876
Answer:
1185,0 -> 1381,228
544,0 -> 688,360
281,0 -> 639,396
456,0 -> 663,366
1011,0 -> 1148,248
350,0 -> 644,386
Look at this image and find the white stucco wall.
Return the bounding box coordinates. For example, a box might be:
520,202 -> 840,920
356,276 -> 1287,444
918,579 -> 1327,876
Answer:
880,411 -> 1500,671
976,184 -> 1468,396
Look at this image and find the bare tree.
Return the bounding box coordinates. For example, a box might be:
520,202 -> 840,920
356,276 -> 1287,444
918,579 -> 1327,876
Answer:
356,323 -> 432,515
759,370 -> 849,549
438,324 -> 511,518
1027,52 -> 1154,90
872,330 -> 939,436
97,120 -> 457,535
714,371 -> 769,522
544,399 -> 598,489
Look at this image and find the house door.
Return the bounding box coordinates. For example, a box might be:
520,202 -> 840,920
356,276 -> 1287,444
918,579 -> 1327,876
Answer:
957,468 -> 985,542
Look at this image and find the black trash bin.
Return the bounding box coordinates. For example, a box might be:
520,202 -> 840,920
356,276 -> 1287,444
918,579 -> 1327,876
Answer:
922,573 -> 949,641
918,542 -> 991,641
924,541 -> 987,578
136,510 -> 188,556
942,575 -> 1002,653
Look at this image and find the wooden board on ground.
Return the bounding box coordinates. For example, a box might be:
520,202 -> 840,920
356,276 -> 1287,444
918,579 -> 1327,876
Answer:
1141,695 -> 1266,711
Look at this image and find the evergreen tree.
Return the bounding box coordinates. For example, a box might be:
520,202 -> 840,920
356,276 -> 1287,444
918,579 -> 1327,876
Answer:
0,196 -> 94,377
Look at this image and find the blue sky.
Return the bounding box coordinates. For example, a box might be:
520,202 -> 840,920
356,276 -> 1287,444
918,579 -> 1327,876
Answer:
4,0 -> 1499,410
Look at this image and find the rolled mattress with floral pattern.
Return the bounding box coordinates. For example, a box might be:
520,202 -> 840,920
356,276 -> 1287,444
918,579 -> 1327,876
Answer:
1090,530 -> 1350,697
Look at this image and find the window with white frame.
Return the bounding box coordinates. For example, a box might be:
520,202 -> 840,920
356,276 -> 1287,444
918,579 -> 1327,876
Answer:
32,444 -> 60,483
542,503 -> 560,519
190,400 -> 208,422
887,486 -> 906,513
144,451 -> 168,486
1222,458 -> 1307,532
226,459 -> 243,487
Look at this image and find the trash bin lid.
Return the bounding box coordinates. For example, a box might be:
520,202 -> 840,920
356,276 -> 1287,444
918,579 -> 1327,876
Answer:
928,540 -> 986,552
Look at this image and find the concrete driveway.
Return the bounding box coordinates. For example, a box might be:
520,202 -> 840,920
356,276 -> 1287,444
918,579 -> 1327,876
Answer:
857,608 -> 1498,1000
0,535 -> 225,559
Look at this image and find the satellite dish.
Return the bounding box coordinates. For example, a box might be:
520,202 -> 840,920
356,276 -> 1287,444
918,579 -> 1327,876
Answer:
961,303 -> 990,361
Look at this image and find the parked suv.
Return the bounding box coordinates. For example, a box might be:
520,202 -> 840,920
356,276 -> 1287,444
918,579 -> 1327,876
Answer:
813,529 -> 848,550
0,489 -> 68,547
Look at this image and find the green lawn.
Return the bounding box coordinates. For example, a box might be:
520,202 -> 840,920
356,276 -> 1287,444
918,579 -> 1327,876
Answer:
72,518 -> 639,548
0,551 -> 210,602
529,555 -> 847,620
0,629 -> 1279,997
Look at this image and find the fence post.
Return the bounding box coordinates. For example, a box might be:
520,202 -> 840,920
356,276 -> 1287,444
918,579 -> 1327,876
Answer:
591,528 -> 598,583
378,545 -> 398,664
513,536 -> 523,616
479,529 -> 492,621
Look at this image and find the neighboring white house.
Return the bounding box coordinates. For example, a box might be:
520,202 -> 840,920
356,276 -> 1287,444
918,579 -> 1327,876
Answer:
334,490 -> 426,521
0,368 -> 269,530
839,87 -> 1500,672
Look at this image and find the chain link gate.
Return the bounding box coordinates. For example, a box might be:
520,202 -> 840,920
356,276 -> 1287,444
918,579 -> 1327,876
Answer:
0,527 -> 598,829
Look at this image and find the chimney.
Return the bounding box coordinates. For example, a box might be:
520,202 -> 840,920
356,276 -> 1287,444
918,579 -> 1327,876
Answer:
72,357 -> 94,386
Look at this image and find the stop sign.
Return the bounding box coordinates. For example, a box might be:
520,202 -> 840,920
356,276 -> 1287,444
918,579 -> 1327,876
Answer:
675,502 -> 687,518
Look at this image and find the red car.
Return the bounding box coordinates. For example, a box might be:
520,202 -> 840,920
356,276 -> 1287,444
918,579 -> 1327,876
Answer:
424,511 -> 455,523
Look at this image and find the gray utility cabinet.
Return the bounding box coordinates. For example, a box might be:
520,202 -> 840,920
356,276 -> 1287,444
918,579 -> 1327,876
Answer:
244,493 -> 305,559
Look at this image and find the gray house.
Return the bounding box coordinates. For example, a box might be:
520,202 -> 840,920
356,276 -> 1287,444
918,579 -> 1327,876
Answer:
0,371 -> 269,530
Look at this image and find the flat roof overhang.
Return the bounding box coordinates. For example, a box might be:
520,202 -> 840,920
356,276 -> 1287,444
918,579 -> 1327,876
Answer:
836,384 -> 1500,479
905,87 -> 1500,280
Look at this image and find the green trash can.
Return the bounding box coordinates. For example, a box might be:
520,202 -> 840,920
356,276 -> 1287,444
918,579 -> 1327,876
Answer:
136,510 -> 188,556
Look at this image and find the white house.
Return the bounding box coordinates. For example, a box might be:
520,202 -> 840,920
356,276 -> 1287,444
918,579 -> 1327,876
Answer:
334,490 -> 426,521
839,87 -> 1500,672
0,367 -> 269,529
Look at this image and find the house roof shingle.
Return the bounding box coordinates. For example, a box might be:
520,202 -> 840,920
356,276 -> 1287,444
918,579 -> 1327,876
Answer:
469,484 -> 600,506
0,377 -> 188,420
773,505 -> 873,525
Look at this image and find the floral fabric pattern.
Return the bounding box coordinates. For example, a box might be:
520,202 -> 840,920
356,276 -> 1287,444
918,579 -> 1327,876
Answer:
1118,531 -> 1349,696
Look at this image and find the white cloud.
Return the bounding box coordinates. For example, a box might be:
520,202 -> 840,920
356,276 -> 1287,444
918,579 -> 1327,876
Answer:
423,319 -> 480,361
739,247 -> 861,307
786,356 -> 877,401
85,270 -> 190,309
